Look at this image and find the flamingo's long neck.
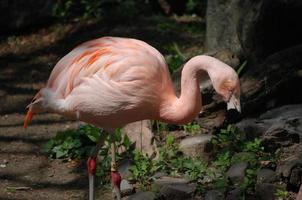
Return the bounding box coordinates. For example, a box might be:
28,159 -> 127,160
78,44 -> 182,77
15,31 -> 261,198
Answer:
159,56 -> 214,124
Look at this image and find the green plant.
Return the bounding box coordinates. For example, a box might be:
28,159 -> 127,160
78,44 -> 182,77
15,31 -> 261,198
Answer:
53,0 -> 74,19
236,60 -> 247,76
181,121 -> 201,134
164,42 -> 185,73
243,138 -> 264,153
275,189 -> 289,200
44,125 -> 99,159
213,151 -> 231,172
129,150 -> 155,189
45,125 -> 134,183
81,0 -> 102,18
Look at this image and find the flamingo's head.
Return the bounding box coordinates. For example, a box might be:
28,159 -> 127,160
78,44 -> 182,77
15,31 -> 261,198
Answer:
216,74 -> 241,113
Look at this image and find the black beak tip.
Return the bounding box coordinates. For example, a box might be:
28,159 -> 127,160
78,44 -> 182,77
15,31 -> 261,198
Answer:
224,108 -> 242,124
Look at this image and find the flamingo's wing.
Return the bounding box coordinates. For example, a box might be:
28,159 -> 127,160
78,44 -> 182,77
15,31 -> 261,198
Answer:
37,37 -> 170,117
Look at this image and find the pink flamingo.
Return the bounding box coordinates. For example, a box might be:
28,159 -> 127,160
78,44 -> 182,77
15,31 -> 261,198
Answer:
24,37 -> 240,200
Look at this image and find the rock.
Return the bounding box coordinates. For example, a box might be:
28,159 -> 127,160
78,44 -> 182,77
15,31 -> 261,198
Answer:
255,183 -> 276,200
179,134 -> 213,159
227,162 -> 248,185
240,46 -> 302,114
118,159 -> 133,179
231,152 -> 257,164
262,128 -> 299,151
276,144 -> 302,178
122,120 -> 158,157
205,189 -> 225,200
154,176 -> 196,200
120,179 -> 134,196
206,0 -> 302,62
205,0 -> 242,57
152,172 -> 167,179
226,188 -> 243,200
236,104 -> 302,145
205,49 -> 240,68
289,166 -> 302,189
127,191 -> 156,200
196,110 -> 226,134
256,169 -> 276,183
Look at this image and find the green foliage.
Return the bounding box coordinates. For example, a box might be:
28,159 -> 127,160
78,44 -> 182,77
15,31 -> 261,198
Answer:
164,42 -> 185,73
213,151 -> 231,171
53,0 -> 74,19
44,125 -> 134,183
210,125 -> 277,197
129,151 -> 155,189
44,125 -> 100,159
275,189 -> 289,200
181,121 -> 201,134
236,60 -> 247,76
129,134 -> 208,189
243,138 -> 264,153
81,0 -> 102,19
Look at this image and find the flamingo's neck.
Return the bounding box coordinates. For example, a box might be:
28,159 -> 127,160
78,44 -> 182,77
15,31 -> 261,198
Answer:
159,56 -> 216,124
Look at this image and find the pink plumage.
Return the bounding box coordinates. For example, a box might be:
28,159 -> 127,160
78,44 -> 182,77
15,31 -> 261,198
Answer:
25,36 -> 240,129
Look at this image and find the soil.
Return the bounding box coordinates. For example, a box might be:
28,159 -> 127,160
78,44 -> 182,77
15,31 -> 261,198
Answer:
0,15 -> 204,200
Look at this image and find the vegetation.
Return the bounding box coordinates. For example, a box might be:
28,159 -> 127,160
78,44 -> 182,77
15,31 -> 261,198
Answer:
44,122 -> 278,198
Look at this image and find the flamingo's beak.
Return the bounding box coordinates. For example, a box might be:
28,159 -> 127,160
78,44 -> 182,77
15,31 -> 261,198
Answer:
227,94 -> 241,113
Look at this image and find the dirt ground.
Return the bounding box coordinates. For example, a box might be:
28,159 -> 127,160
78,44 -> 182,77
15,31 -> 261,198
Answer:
0,15 -> 204,200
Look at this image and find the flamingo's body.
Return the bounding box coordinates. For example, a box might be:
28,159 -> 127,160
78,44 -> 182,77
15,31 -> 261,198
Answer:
24,37 -> 241,200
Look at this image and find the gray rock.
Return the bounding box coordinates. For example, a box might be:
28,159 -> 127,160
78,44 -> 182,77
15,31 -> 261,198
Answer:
154,176 -> 196,200
127,191 -> 156,200
257,169 -> 276,183
226,188 -> 243,200
205,189 -> 225,200
255,183 -> 276,200
227,162 -> 248,185
179,134 -> 213,160
276,144 -> 302,178
205,0 -> 242,57
231,152 -> 257,164
236,104 -> 302,148
154,176 -> 189,185
120,179 -> 134,196
289,167 -> 302,188
122,120 -> 158,158
118,159 -> 133,179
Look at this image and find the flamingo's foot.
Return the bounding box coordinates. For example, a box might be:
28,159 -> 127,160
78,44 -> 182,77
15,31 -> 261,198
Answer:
111,171 -> 122,200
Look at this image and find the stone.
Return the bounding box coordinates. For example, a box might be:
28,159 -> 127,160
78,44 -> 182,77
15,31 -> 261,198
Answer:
276,144 -> 302,179
120,179 -> 134,196
226,188 -> 243,200
118,159 -> 133,179
227,162 -> 248,185
122,120 -> 158,158
255,183 -> 276,200
231,152 -> 257,164
256,169 -> 276,183
127,191 -> 156,200
289,166 -> 302,189
153,176 -> 196,200
205,189 -> 225,200
179,134 -> 213,159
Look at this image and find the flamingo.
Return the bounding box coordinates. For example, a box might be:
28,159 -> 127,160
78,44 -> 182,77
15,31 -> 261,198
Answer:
24,37 -> 241,200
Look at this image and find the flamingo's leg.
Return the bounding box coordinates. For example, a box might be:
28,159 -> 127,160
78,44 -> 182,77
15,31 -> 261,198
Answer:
110,131 -> 122,200
87,130 -> 107,200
